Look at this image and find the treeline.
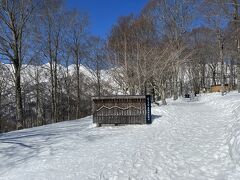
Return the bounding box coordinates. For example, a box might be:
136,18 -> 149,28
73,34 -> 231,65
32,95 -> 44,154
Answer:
0,0 -> 112,132
107,0 -> 240,101
0,0 -> 240,132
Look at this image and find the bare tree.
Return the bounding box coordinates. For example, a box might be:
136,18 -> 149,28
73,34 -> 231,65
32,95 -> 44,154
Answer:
232,0 -> 240,93
0,63 -> 6,131
67,11 -> 88,119
38,0 -> 67,122
144,0 -> 195,100
0,0 -> 36,128
87,36 -> 108,97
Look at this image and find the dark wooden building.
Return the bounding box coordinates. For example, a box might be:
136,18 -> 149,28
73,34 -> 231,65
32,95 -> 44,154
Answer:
92,96 -> 149,126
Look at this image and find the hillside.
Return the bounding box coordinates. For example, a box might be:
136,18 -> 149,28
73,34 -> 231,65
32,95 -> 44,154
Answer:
1,63 -> 123,95
0,92 -> 240,179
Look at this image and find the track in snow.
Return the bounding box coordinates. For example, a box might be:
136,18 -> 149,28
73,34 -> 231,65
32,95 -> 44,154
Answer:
0,93 -> 240,180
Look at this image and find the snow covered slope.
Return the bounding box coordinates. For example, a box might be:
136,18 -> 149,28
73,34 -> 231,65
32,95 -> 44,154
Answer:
1,63 -> 122,95
1,92 -> 240,180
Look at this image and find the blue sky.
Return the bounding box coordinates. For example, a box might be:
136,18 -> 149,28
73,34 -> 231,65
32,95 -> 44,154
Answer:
67,0 -> 148,38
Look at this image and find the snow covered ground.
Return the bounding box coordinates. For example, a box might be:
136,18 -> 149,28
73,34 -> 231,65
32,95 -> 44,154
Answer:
1,92 -> 240,180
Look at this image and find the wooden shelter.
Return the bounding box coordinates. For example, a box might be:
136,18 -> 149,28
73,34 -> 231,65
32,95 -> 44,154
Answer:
211,84 -> 229,92
92,96 -> 151,126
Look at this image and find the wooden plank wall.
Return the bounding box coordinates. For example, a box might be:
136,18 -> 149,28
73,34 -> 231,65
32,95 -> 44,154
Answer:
92,96 -> 146,125
211,84 -> 230,92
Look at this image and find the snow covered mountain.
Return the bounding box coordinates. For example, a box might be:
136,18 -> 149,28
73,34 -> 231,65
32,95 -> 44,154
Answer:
0,92 -> 240,179
1,63 -> 123,95
2,63 -> 99,82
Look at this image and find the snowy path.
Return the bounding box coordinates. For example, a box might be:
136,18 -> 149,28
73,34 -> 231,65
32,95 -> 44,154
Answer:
149,101 -> 238,179
1,93 -> 240,179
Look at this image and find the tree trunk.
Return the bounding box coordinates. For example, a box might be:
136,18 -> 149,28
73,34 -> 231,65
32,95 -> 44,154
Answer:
76,63 -> 81,119
201,64 -> 206,89
54,60 -> 58,122
152,87 -> 156,103
0,88 -> 2,133
229,59 -> 234,91
36,70 -> 44,125
161,88 -> 167,105
50,62 -> 55,123
66,64 -> 71,121
212,70 -> 217,86
97,69 -> 101,97
238,65 -> 240,93
179,80 -> 183,97
238,40 -> 240,93
15,67 -> 23,129
173,73 -> 178,100
218,30 -> 225,96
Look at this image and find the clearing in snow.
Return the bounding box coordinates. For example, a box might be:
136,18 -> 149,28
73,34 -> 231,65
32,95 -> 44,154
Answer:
1,92 -> 240,180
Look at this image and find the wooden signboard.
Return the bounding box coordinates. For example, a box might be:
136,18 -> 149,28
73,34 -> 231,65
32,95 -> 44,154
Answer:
92,96 -> 152,126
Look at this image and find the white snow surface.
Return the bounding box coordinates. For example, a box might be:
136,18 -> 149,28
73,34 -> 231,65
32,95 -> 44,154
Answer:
1,92 -> 240,180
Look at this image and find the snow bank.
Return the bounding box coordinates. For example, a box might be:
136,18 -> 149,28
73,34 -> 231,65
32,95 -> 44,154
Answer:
226,94 -> 240,167
229,120 -> 240,167
200,92 -> 240,167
